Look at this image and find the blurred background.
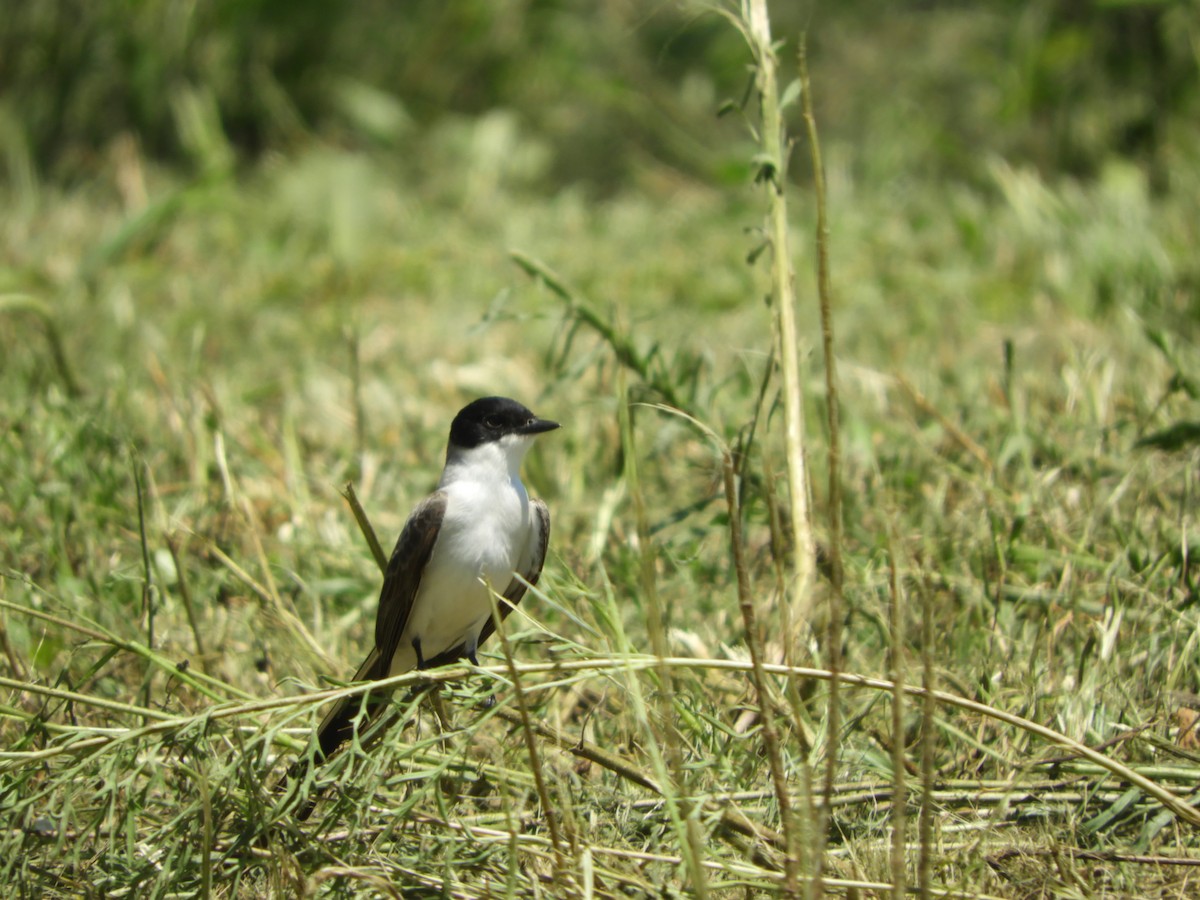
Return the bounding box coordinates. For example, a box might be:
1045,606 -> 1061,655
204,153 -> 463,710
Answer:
4,0 -> 1197,193
4,4 -> 1200,893
3,0 -> 1199,690
4,0 -> 1199,620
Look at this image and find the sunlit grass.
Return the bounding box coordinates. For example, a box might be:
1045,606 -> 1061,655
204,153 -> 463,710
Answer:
3,15 -> 1200,897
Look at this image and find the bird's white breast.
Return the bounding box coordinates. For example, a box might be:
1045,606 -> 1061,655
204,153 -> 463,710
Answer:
390,472 -> 535,673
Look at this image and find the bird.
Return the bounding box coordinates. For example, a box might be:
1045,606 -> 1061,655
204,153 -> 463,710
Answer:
295,396 -> 559,805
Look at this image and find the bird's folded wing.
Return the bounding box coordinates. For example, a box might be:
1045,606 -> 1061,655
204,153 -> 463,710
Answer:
373,491 -> 447,665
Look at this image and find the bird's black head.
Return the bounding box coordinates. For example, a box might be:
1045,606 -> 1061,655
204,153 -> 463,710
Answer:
448,397 -> 560,449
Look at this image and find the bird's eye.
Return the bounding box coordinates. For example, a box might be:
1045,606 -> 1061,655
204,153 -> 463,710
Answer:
484,415 -> 502,429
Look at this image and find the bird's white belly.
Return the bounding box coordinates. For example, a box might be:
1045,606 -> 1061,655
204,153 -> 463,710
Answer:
391,478 -> 532,673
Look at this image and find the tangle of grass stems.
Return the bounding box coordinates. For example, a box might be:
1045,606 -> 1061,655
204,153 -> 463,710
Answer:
5,654 -> 1197,829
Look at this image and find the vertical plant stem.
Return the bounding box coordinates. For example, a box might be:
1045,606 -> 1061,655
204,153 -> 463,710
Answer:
132,451 -> 154,652
347,326 -> 366,483
743,5 -> 819,890
619,370 -> 710,897
596,577 -> 711,894
341,482 -> 389,571
722,448 -> 799,897
919,578 -> 936,899
199,765 -> 213,900
488,587 -> 566,872
887,543 -> 907,900
618,379 -> 668,700
744,0 -> 816,627
0,295 -> 83,398
166,534 -> 208,672
0,603 -> 28,680
131,449 -> 156,724
799,35 -> 845,897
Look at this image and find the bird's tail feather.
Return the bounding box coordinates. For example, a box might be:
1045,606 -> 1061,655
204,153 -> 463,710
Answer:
285,648 -> 391,820
312,648 -> 387,759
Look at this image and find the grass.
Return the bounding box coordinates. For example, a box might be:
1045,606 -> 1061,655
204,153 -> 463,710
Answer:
4,7 -> 1200,899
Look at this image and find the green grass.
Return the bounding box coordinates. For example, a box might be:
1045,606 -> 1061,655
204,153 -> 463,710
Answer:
4,11 -> 1200,899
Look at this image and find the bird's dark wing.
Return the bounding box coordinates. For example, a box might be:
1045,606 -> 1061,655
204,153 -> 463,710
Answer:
373,490 -> 447,660
310,491 -> 445,762
477,497 -> 550,647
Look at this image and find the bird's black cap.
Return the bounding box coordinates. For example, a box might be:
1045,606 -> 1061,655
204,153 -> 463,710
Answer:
448,397 -> 560,449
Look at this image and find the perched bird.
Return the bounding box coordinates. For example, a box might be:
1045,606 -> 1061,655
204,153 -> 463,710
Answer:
298,396 -> 559,796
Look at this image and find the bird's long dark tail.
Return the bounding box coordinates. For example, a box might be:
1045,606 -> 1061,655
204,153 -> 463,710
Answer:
285,648 -> 389,820
314,648 -> 388,758
286,639 -> 479,819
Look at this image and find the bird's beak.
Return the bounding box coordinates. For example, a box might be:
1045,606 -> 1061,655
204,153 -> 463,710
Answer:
518,416 -> 561,436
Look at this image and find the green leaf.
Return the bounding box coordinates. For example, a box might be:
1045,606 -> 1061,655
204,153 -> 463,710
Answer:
1081,786 -> 1142,834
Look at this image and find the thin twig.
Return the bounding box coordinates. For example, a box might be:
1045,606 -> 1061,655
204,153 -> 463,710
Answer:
166,533 -> 208,670
488,587 -> 566,871
0,611 -> 27,680
987,847 -> 1200,867
887,539 -> 907,900
723,445 -> 800,895
131,449 -> 156,726
205,539 -> 333,669
0,294 -> 83,398
340,482 -> 389,571
131,450 -> 154,645
346,327 -> 366,483
919,576 -> 936,900
896,373 -> 993,471
799,37 -> 846,897
619,379 -> 710,894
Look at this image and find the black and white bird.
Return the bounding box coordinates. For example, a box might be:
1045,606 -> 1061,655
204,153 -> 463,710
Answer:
310,396 -> 559,763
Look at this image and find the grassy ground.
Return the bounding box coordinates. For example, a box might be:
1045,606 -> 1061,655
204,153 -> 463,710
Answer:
4,12 -> 1200,900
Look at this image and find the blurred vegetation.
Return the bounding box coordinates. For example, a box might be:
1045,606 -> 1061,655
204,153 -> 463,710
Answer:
4,1 -> 1200,896
2,0 -> 1198,188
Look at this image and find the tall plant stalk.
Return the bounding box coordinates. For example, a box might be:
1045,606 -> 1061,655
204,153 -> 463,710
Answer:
799,35 -> 846,898
744,0 -> 817,629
